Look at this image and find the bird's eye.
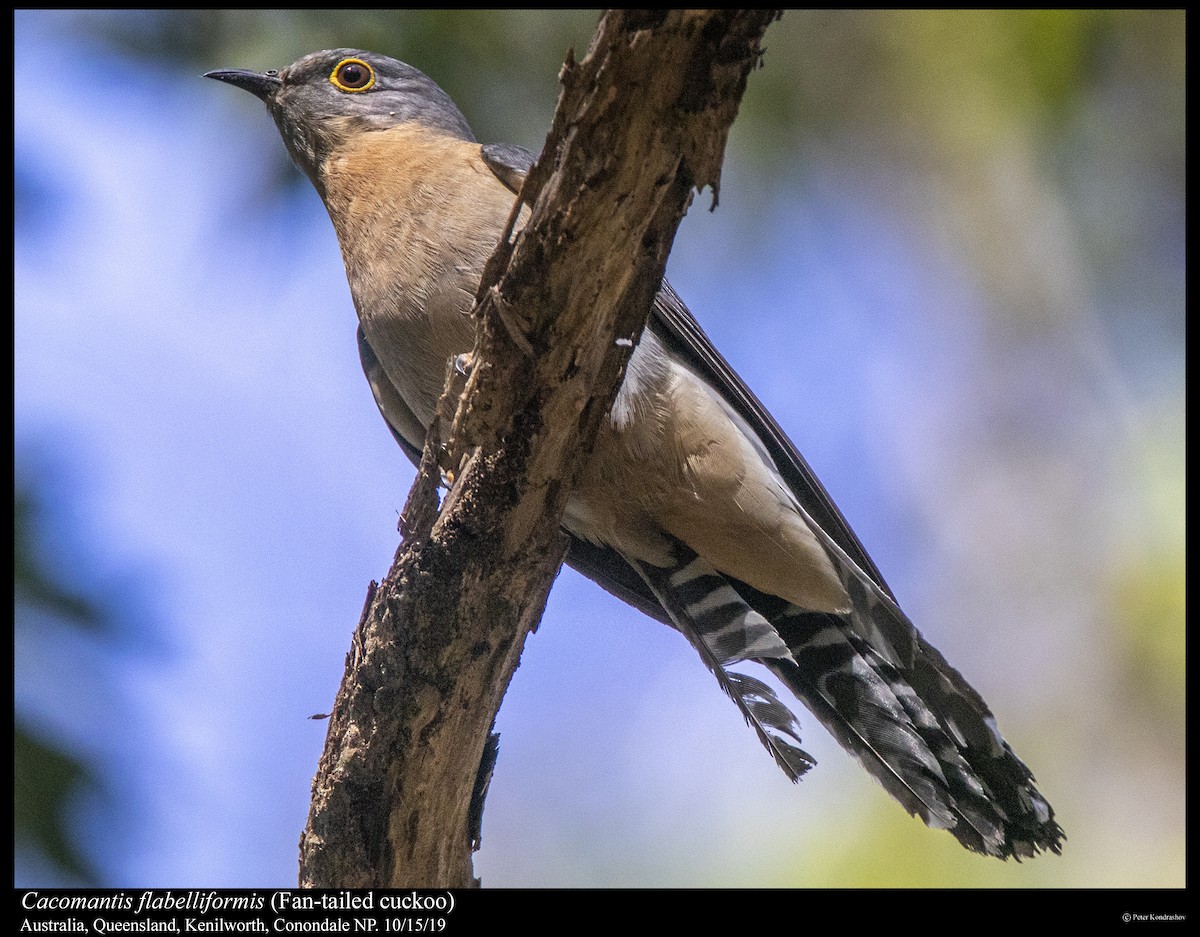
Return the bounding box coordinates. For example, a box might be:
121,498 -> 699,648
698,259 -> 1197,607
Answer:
330,57 -> 376,93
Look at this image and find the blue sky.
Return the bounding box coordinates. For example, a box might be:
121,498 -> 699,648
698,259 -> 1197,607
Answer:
14,11 -> 1184,887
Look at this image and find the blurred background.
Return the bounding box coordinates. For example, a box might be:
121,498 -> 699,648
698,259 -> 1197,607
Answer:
14,10 -> 1184,889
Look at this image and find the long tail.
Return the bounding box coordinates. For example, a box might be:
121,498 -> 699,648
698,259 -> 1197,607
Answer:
630,542 -> 1064,860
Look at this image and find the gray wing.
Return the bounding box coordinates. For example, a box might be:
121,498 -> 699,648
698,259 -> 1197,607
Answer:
648,281 -> 895,596
479,143 -> 534,195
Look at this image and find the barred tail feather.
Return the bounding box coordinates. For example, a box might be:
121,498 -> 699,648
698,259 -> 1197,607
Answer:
632,540 -> 1063,860
631,550 -> 816,781
746,572 -> 1063,859
823,543 -> 1064,858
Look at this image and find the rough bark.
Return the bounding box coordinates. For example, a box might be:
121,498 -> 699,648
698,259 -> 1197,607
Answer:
298,9 -> 780,888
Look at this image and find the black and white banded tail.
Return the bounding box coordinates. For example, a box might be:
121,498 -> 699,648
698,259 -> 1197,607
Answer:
630,539 -> 1064,860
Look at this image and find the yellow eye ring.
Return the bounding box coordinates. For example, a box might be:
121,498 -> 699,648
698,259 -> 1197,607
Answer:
330,57 -> 375,93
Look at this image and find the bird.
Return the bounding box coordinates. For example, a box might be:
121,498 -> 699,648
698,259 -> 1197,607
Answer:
207,48 -> 1064,860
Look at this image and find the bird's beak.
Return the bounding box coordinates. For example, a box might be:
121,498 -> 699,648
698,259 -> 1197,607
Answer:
204,68 -> 282,103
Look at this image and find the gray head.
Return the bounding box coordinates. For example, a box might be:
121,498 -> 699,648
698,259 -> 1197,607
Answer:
206,49 -> 475,190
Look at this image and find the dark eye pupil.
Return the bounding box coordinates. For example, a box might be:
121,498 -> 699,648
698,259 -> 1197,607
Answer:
341,64 -> 365,86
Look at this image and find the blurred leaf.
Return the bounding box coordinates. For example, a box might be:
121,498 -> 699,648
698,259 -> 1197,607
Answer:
14,724 -> 98,883
15,484 -> 105,631
14,471 -> 122,885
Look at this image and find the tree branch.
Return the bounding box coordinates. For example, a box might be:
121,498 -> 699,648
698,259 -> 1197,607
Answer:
298,8 -> 780,888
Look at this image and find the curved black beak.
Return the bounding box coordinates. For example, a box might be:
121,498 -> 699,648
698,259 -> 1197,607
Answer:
204,68 -> 281,102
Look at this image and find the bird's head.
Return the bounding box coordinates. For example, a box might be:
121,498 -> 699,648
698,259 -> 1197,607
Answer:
205,49 -> 475,189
